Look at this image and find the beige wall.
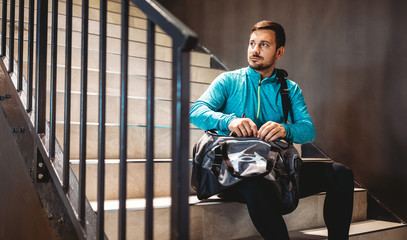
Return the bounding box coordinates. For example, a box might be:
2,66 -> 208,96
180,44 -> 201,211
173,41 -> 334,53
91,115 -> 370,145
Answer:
0,107 -> 56,240
160,0 -> 407,222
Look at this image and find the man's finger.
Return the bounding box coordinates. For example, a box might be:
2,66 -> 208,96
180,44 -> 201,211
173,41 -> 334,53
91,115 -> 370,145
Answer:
258,122 -> 268,133
242,121 -> 254,136
265,128 -> 280,142
239,125 -> 248,137
249,120 -> 258,136
258,121 -> 273,137
259,124 -> 276,139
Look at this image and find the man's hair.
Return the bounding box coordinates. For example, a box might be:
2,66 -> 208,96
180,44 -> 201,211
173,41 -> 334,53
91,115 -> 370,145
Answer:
251,20 -> 286,49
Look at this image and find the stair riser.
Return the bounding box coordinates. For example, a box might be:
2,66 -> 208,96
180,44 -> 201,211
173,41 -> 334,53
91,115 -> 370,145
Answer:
6,31 -> 210,68
9,37 -> 173,65
49,92 -> 207,127
1,17 -> 171,48
71,161 -> 178,201
0,1 -> 149,31
55,124 -> 204,159
19,62 -> 210,101
349,227 -> 407,240
20,58 -> 215,89
101,190 -> 367,240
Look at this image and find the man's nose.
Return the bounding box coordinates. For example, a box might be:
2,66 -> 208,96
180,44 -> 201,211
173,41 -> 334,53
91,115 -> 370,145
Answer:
252,44 -> 261,54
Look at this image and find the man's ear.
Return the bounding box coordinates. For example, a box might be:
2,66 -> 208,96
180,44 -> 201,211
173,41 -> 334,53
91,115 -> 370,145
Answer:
276,46 -> 285,59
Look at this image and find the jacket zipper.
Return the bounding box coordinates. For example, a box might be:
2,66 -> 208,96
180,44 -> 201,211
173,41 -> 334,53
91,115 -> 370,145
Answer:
257,77 -> 261,119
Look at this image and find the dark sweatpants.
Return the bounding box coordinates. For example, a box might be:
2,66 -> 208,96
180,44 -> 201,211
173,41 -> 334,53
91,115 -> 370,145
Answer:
220,162 -> 354,240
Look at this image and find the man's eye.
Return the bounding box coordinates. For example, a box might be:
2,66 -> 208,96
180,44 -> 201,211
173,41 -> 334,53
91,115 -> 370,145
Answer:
262,43 -> 268,47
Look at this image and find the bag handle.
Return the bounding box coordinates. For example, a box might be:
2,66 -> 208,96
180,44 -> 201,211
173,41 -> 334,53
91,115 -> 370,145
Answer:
220,142 -> 274,179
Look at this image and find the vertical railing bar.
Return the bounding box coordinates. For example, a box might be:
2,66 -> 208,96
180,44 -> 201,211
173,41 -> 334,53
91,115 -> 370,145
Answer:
26,0 -> 34,112
8,0 -> 15,72
49,0 -> 58,159
78,0 -> 88,224
63,0 -> 73,192
1,0 -> 7,57
35,0 -> 47,134
118,0 -> 129,239
97,0 -> 107,239
170,46 -> 191,240
145,18 -> 155,240
17,0 -> 24,90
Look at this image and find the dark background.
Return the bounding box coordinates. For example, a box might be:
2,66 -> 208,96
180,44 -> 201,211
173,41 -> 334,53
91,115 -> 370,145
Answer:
159,0 -> 407,222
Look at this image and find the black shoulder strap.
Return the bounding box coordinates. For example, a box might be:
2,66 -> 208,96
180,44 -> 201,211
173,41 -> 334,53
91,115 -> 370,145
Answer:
276,69 -> 291,124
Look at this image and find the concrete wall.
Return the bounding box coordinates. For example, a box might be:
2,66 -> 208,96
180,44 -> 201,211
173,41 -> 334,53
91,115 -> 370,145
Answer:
159,0 -> 407,222
0,105 -> 56,240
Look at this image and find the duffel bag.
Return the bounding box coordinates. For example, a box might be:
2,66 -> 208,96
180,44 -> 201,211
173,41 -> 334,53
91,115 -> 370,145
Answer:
191,130 -> 302,215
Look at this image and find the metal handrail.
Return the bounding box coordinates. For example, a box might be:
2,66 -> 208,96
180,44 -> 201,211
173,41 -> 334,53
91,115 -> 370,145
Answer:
128,1 -> 198,239
131,0 -> 198,50
1,0 -> 198,239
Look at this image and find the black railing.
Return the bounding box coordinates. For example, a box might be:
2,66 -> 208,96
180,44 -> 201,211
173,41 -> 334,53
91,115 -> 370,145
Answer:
1,0 -> 6,57
97,0 -> 107,239
79,0 -> 89,226
0,0 -> 197,239
119,1 -> 129,240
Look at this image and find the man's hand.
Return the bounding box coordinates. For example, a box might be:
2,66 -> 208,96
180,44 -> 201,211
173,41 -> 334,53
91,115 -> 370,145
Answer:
258,121 -> 287,142
228,118 -> 258,137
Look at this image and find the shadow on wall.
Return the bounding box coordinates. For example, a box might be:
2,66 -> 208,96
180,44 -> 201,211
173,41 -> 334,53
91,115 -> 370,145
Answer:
158,0 -> 407,222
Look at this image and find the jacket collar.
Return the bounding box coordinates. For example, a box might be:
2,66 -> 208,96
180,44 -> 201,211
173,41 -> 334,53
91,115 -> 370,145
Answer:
246,66 -> 278,83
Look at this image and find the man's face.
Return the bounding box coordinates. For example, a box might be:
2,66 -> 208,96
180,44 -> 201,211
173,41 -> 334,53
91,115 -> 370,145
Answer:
247,29 -> 283,73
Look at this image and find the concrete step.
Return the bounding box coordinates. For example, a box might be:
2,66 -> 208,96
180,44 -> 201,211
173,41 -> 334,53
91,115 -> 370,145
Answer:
71,143 -> 311,200
1,15 -> 171,48
89,189 -> 367,240
288,220 -> 407,240
49,91 -> 209,127
7,35 -> 211,69
0,0 -> 151,32
55,123 -> 205,159
70,159 -> 174,201
18,61 -> 211,102
18,55 -> 219,87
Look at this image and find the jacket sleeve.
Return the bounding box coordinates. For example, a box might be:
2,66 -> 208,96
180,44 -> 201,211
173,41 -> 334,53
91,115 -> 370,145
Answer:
190,74 -> 237,132
281,82 -> 316,144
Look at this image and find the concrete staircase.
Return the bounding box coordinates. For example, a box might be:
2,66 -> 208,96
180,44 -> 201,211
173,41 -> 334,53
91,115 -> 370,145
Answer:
71,158 -> 407,240
1,0 -> 406,239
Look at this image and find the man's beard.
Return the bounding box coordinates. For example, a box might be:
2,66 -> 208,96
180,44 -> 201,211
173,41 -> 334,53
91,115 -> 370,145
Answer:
249,61 -> 272,71
248,53 -> 277,71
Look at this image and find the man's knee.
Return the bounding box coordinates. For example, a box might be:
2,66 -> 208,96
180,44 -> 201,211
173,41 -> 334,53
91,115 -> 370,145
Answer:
333,163 -> 354,189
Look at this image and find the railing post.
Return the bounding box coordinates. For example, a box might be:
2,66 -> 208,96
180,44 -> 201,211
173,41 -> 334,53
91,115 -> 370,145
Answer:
170,45 -> 191,240
34,0 -> 49,184
8,0 -> 15,73
63,0 -> 72,192
1,0 -> 7,57
78,0 -> 89,225
49,0 -> 58,159
97,0 -> 107,239
119,0 -> 129,239
26,0 -> 35,112
145,18 -> 155,240
35,0 -> 48,135
17,0 -> 24,90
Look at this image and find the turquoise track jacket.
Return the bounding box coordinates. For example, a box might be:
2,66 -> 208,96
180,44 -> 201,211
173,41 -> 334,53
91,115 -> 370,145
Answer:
189,67 -> 315,144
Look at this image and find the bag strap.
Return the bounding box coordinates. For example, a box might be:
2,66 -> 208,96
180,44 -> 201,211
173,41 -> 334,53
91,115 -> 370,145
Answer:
211,146 -> 223,178
276,68 -> 290,124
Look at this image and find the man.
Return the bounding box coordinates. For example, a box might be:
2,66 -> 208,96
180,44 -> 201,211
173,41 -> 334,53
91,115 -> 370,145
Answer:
190,21 -> 354,240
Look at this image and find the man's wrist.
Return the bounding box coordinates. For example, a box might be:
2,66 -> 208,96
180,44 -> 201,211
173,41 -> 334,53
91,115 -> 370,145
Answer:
225,116 -> 238,132
281,123 -> 292,143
